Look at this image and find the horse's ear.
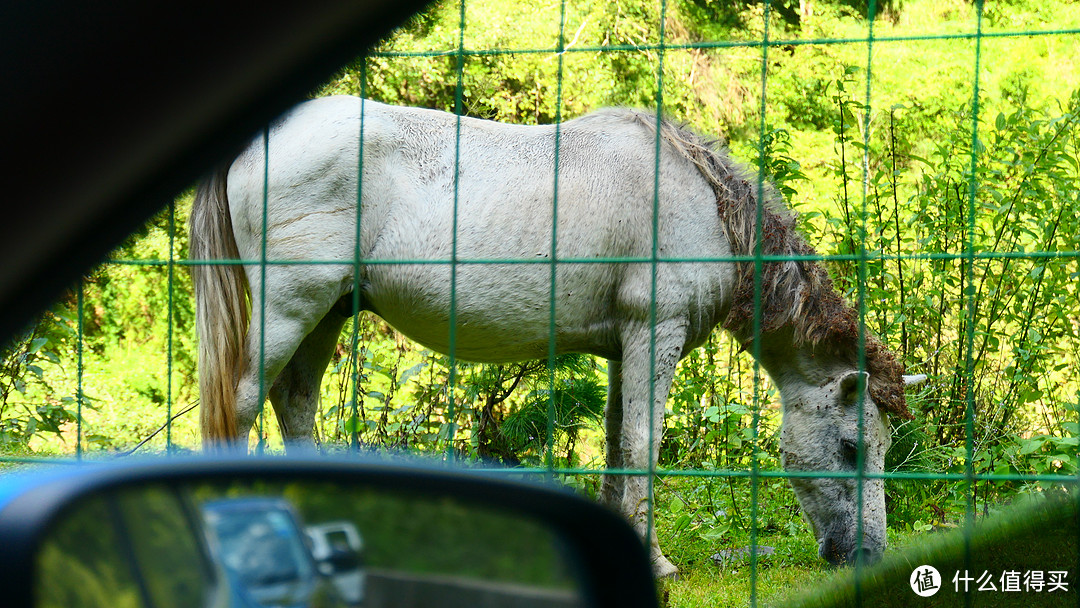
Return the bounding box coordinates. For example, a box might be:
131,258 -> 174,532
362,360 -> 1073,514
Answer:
903,374 -> 928,387
839,370 -> 870,406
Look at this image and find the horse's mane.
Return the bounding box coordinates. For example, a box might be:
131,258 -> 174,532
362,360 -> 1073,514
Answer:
622,110 -> 910,420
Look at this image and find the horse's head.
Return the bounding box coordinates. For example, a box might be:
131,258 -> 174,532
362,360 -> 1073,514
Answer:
776,357 -> 925,567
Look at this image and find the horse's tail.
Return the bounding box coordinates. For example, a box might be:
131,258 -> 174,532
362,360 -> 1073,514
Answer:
189,164 -> 249,447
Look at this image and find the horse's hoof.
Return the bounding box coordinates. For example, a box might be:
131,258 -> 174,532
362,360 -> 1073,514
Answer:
652,556 -> 679,579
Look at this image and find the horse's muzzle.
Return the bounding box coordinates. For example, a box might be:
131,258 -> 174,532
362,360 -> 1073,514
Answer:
820,536 -> 882,567
846,546 -> 881,566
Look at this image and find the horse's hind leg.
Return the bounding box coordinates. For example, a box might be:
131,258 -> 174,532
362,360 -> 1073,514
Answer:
234,314 -> 307,450
234,269 -> 348,450
268,305 -> 350,450
600,359 -> 625,506
618,319 -> 687,579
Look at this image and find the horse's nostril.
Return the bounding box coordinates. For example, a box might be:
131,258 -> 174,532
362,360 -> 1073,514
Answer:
847,547 -> 880,566
820,537 -> 845,566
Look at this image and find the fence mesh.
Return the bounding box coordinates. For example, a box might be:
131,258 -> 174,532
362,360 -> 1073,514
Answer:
4,0 -> 1080,603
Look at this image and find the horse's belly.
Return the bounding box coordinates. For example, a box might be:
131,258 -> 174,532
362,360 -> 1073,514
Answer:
362,263 -> 620,362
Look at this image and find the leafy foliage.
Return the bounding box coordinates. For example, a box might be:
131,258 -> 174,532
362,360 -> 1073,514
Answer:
0,308 -> 80,446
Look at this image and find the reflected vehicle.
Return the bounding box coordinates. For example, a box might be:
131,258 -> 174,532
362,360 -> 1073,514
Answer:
202,498 -> 348,608
306,522 -> 365,605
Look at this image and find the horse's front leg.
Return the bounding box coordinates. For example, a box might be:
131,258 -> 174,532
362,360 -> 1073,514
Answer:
618,319 -> 686,579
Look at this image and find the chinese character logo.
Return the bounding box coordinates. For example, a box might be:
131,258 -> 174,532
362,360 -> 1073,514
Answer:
911,565 -> 942,597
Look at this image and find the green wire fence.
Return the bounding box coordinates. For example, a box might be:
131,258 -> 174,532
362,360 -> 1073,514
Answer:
3,0 -> 1080,602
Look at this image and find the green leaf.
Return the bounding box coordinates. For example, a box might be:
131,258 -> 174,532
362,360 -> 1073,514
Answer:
342,415 -> 364,434
1018,438 -> 1044,455
699,526 -> 730,543
28,337 -> 48,354
673,513 -> 692,532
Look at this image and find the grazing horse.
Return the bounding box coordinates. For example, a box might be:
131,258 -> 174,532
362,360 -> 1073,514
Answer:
190,96 -> 924,577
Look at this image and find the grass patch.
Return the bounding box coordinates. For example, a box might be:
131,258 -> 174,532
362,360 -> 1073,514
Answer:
660,528 -> 931,607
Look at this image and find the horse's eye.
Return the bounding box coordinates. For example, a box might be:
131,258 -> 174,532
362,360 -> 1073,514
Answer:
841,438 -> 859,468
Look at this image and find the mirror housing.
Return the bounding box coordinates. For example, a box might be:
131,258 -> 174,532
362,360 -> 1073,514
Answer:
0,456 -> 659,608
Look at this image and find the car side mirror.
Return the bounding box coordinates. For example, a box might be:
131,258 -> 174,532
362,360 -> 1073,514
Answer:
0,456 -> 659,608
320,546 -> 361,573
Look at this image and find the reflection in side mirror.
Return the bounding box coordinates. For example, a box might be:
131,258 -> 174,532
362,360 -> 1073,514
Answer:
307,521 -> 364,604
194,481 -> 580,608
12,460 -> 657,608
35,484 -> 221,608
201,496 -> 329,606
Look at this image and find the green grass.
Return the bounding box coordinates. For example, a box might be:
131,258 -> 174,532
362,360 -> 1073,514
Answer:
659,527 -> 939,607
662,559 -> 827,608
650,473 -> 838,606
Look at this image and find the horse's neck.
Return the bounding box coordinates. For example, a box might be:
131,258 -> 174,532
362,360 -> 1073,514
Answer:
747,331 -> 823,407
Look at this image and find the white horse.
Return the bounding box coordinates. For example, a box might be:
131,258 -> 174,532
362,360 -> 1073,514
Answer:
190,96 -> 925,577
